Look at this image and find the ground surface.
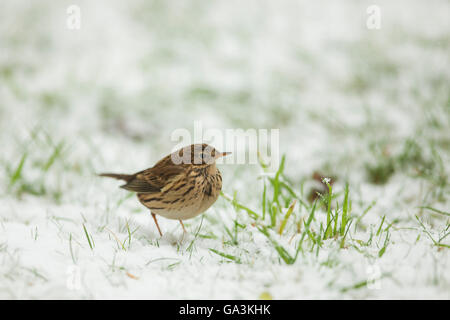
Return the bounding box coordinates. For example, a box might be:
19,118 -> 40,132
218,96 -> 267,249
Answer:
0,0 -> 449,299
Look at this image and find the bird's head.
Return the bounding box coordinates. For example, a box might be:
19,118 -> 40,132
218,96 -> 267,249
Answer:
172,143 -> 231,166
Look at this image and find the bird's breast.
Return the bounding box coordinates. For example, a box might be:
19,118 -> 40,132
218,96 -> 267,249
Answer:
137,169 -> 222,220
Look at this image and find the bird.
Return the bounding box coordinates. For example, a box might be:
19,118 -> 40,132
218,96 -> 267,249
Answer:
99,143 -> 231,236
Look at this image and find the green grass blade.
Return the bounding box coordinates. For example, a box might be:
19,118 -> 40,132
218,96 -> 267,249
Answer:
209,248 -> 241,264
295,201 -> 317,258
221,191 -> 259,219
258,226 -> 295,264
340,183 -> 349,236
10,153 -> 27,186
376,215 -> 386,236
82,223 -> 94,250
43,141 -> 65,172
418,206 -> 450,217
278,200 -> 296,235
262,181 -> 267,220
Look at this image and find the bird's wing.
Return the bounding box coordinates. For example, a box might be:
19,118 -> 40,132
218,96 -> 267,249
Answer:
120,164 -> 185,193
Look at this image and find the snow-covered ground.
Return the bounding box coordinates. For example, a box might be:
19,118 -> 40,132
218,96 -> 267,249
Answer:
0,0 -> 449,299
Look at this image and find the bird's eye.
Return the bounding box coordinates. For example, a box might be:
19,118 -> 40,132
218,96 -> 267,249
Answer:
200,150 -> 215,164
201,152 -> 209,160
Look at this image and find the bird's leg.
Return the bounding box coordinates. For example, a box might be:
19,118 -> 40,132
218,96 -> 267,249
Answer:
151,212 -> 163,237
179,220 -> 187,234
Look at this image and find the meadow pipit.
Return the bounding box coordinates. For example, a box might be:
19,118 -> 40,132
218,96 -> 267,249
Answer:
99,144 -> 230,236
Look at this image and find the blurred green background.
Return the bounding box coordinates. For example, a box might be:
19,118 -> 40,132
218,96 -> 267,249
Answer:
1,0 -> 449,206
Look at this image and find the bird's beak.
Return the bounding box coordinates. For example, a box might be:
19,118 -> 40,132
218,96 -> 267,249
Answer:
217,151 -> 232,158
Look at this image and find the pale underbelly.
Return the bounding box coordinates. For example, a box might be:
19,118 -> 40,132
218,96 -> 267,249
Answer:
149,194 -> 219,220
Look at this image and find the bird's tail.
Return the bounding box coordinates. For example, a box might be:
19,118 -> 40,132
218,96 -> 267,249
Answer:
98,173 -> 134,182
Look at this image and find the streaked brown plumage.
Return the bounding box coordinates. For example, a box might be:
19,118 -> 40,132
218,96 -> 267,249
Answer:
99,144 -> 230,236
